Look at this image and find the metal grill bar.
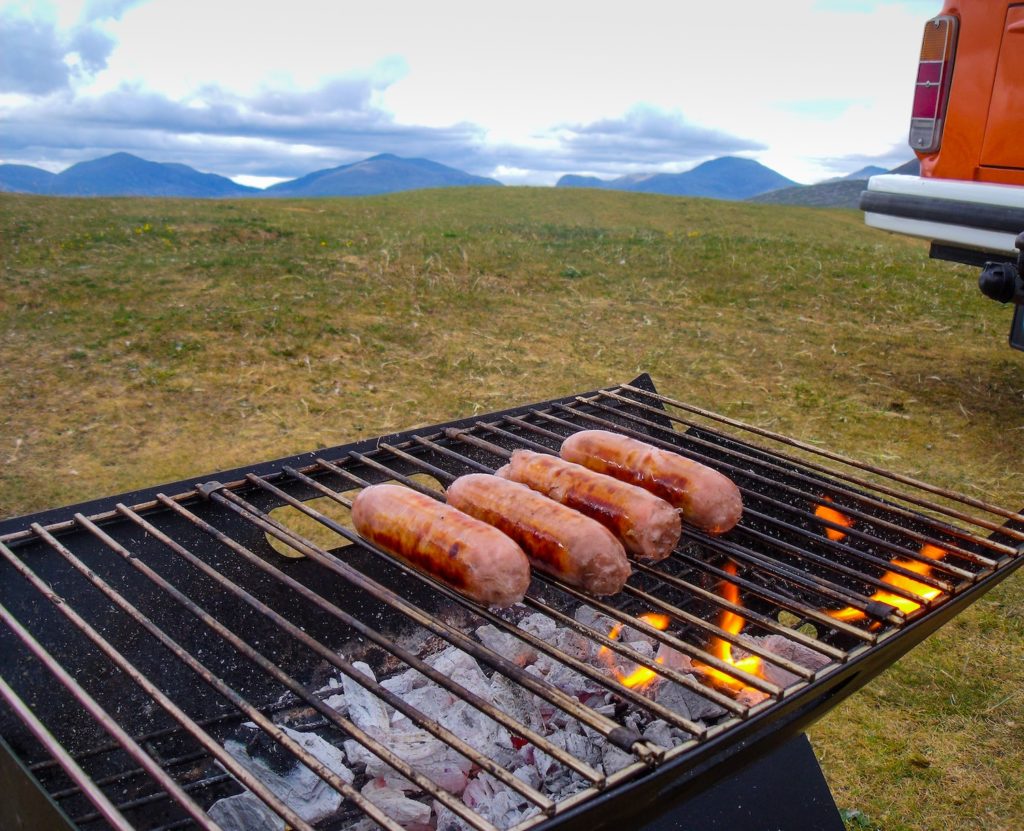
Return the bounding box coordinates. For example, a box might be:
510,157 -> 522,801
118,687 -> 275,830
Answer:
545,401 -> 980,586
574,395 -> 992,574
0,675 -> 134,831
232,473 -> 687,743
115,503 -> 554,816
0,376 -> 1018,831
153,495 -> 607,785
282,465 -> 757,709
596,388 -> 1016,559
208,484 -> 654,758
279,457 -> 782,700
618,383 -> 1024,540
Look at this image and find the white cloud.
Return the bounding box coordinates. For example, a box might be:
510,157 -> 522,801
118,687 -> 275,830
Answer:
0,0 -> 930,182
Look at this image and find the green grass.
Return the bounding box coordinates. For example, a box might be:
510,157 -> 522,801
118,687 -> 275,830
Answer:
1,187 -> 1022,829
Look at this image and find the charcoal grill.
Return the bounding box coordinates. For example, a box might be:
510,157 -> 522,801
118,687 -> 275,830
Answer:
1,374 -> 1021,831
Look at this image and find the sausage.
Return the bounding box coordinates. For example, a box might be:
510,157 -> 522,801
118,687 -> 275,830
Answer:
445,474 -> 631,596
495,449 -> 681,561
559,429 -> 743,534
351,484 -> 531,608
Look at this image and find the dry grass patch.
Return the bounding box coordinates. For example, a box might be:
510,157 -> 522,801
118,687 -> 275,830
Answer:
1,188 -> 1022,828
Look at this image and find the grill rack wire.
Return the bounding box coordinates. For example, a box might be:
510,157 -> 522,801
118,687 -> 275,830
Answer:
0,374 -> 1020,831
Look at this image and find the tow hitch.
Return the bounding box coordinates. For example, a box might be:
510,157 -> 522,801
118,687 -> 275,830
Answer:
978,232 -> 1024,350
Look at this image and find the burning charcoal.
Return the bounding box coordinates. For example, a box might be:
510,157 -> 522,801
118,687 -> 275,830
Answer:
654,677 -> 727,722
532,653 -> 605,699
462,772 -> 542,830
655,641 -> 693,674
434,801 -> 471,831
601,742 -> 635,776
641,719 -> 676,749
208,792 -> 284,831
488,673 -> 545,734
574,604 -> 616,634
390,684 -> 456,729
737,687 -> 770,708
346,726 -> 472,795
343,662 -> 392,734
426,647 -> 491,700
512,764 -> 540,789
361,777 -> 432,826
517,612 -> 558,642
759,634 -> 832,670
223,725 -> 351,825
475,623 -> 538,666
437,700 -> 516,768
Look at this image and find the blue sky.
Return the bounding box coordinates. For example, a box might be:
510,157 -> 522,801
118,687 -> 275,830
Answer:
0,0 -> 942,186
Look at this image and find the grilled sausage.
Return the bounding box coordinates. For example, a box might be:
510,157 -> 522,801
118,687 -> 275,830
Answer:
351,484 -> 530,608
495,449 -> 681,561
559,430 -> 742,534
445,474 -> 631,595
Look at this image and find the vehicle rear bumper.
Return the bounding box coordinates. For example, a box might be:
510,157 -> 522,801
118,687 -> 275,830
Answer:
861,174 -> 1024,257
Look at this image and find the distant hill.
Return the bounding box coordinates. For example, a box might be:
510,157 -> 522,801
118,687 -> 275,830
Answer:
266,153 -> 502,197
0,154 -> 257,198
556,156 -> 796,200
0,164 -> 57,194
749,160 -> 920,208
834,165 -> 888,181
50,153 -> 258,197
556,174 -> 609,189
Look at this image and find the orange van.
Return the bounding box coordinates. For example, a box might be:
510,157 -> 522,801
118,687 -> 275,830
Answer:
860,1 -> 1024,347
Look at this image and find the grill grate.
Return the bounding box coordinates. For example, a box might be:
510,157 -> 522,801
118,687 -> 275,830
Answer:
0,375 -> 1020,831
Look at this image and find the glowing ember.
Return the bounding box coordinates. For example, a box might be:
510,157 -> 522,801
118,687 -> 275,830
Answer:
597,613 -> 670,689
696,562 -> 765,691
829,543 -> 947,623
814,499 -> 854,542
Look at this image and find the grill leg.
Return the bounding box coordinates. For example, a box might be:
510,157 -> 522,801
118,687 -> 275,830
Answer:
636,733 -> 844,831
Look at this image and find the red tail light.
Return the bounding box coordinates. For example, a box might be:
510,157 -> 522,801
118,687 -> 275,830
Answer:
909,15 -> 958,153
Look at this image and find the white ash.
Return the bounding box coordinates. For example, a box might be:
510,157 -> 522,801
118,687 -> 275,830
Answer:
220,723 -> 351,826
208,792 -> 285,831
361,777 -> 433,826
218,606 -> 836,831
475,623 -> 537,666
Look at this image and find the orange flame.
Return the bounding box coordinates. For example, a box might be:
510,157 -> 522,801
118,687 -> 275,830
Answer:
697,562 -> 765,690
598,612 -> 671,689
814,499 -> 854,542
829,543 -> 946,623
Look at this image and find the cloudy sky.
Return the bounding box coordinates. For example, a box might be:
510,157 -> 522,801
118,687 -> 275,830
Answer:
1,0 -> 939,187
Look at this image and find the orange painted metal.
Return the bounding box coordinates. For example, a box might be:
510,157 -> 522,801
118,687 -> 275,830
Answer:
919,1 -> 1024,183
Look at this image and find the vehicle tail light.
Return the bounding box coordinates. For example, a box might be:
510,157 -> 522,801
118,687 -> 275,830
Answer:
909,15 -> 958,154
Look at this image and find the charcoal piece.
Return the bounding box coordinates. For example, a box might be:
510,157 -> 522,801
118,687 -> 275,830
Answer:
208,792 -> 284,831
361,777 -> 432,825
380,667 -> 427,697
654,676 -> 727,722
223,725 -> 350,825
426,647 -> 491,699
232,723 -> 295,777
476,623 -> 538,666
342,661 -> 391,733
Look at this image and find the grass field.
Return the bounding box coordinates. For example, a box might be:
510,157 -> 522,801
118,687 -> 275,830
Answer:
1,187 -> 1022,829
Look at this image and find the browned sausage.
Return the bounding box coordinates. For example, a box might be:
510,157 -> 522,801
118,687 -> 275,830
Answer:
445,474 -> 631,595
559,430 -> 743,534
495,449 -> 681,561
351,484 -> 530,608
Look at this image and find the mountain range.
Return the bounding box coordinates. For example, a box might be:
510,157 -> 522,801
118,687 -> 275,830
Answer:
555,157 -> 798,200
749,159 -> 919,208
0,153 -> 500,199
0,151 -> 909,203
